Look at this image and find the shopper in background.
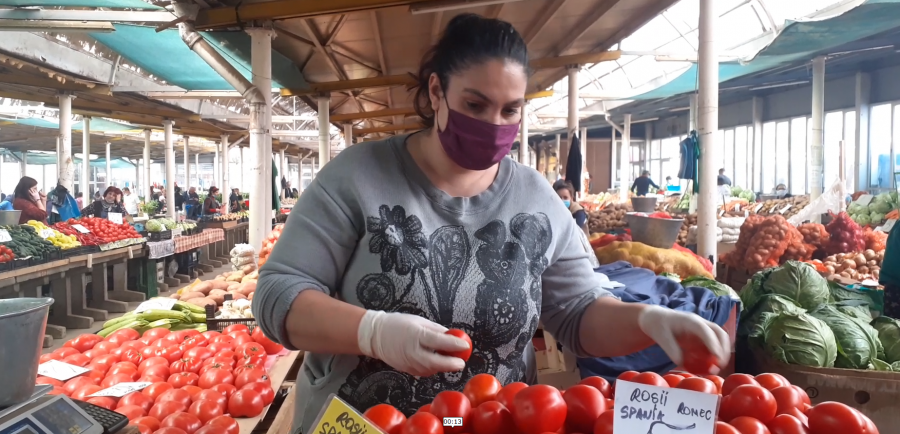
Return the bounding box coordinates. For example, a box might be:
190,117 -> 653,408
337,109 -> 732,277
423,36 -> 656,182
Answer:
880,229 -> 900,317
254,14 -> 729,432
229,188 -> 243,213
554,180 -> 589,236
174,185 -> 185,211
74,192 -> 83,209
12,176 -> 47,224
81,186 -> 126,218
630,170 -> 659,196
717,168 -> 732,198
0,193 -> 13,211
122,187 -> 140,217
93,191 -> 101,201
187,186 -> 199,201
202,186 -> 221,215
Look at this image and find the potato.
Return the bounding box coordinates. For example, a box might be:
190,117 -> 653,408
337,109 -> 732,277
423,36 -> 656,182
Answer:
185,297 -> 217,308
226,283 -> 240,292
179,291 -> 205,301
241,264 -> 256,274
170,293 -> 181,299
248,292 -> 254,301
214,275 -> 226,281
226,291 -> 247,301
192,282 -> 213,295
208,289 -> 228,305
226,273 -> 243,282
244,270 -> 259,280
236,281 -> 256,296
208,280 -> 232,291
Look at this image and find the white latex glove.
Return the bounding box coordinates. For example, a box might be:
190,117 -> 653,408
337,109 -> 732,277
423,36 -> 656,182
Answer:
637,305 -> 731,372
357,310 -> 469,377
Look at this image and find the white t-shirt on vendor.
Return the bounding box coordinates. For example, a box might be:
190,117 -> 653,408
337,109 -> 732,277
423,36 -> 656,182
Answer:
123,193 -> 140,215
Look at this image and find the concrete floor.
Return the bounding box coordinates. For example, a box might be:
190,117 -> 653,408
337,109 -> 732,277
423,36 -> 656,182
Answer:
42,263 -> 235,353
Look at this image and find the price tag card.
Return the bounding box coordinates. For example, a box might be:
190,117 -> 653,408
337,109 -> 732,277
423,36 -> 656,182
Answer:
0,229 -> 10,243
38,360 -> 90,381
881,219 -> 897,233
780,204 -> 792,215
108,212 -> 124,225
134,298 -> 176,313
753,203 -> 764,213
72,224 -> 90,234
718,209 -> 725,217
38,228 -> 55,239
855,194 -> 874,207
89,382 -> 151,398
613,381 -> 719,434
734,204 -> 741,212
309,395 -> 384,434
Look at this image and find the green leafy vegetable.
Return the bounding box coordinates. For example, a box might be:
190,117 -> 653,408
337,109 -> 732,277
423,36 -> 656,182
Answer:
872,317 -> 900,363
741,261 -> 831,312
809,305 -> 882,369
763,311 -> 837,368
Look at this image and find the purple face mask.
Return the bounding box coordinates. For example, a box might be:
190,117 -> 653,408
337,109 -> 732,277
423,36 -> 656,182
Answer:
437,103 -> 520,171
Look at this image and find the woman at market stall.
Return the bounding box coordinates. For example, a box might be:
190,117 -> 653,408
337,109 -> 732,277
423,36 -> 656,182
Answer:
12,176 -> 47,224
202,186 -> 221,216
81,186 -> 127,219
553,179 -> 589,236
253,14 -> 730,432
229,188 -> 243,213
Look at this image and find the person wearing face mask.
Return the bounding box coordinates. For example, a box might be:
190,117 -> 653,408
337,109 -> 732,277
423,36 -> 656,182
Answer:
774,183 -> 791,198
253,14 -> 730,432
81,186 -> 127,218
12,176 -> 48,224
553,180 -> 589,236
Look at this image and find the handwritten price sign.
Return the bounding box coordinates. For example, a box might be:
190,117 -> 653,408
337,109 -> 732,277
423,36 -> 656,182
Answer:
38,360 -> 90,381
613,380 -> 720,434
309,395 -> 385,434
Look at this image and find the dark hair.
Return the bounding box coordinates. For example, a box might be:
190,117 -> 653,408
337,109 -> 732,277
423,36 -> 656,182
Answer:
414,13 -> 529,128
104,186 -> 122,199
719,168 -> 725,173
13,176 -> 38,205
75,192 -> 83,198
552,180 -> 575,198
209,187 -> 219,195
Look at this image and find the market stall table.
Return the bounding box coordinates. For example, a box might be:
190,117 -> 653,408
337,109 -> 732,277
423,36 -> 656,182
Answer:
238,350 -> 303,434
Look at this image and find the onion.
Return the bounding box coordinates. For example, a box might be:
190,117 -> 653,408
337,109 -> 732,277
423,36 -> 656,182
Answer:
841,259 -> 857,270
864,249 -> 877,261
854,254 -> 867,267
858,266 -> 869,274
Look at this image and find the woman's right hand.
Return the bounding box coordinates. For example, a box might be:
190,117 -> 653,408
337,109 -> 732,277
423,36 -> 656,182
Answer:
358,310 -> 469,377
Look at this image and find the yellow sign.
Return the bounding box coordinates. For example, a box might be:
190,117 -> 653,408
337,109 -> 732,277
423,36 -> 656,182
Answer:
309,395 -> 385,434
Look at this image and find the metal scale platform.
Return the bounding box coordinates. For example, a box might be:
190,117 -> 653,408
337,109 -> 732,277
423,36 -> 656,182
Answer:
0,385 -> 103,434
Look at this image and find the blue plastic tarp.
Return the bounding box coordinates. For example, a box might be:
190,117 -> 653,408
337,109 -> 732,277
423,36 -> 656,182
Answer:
576,262 -> 740,381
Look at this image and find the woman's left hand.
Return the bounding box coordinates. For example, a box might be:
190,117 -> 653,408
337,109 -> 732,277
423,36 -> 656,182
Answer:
637,305 -> 730,371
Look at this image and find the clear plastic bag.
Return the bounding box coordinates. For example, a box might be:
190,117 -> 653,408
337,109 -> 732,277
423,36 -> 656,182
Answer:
230,243 -> 256,259
788,178 -> 847,226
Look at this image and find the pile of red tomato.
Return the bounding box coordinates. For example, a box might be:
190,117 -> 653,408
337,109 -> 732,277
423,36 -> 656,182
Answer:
69,217 -> 142,244
37,324 -> 286,434
362,371 -> 879,434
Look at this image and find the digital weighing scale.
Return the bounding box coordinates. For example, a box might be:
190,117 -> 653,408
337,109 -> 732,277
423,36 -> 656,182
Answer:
0,385 -> 103,434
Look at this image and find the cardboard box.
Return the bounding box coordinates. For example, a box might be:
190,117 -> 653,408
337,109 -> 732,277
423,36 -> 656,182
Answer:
742,346 -> 900,430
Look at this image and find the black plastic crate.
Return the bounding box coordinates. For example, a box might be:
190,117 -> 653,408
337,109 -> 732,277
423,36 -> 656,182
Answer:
0,261 -> 12,273
148,230 -> 172,241
12,258 -> 32,269
62,245 -> 100,257
204,298 -> 257,333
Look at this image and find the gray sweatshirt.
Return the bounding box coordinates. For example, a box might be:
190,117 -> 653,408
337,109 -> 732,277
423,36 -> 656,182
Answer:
252,134 -> 611,434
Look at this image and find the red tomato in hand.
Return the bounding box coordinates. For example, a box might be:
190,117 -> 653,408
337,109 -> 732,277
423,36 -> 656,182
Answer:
430,391 -> 472,434
676,377 -> 719,394
463,374 -> 502,407
364,404 -> 407,434
563,384 -> 606,434
400,412 -> 443,434
437,329 -> 472,362
721,385 -> 777,424
227,389 -> 265,417
729,416 -> 771,434
512,385 -> 566,434
807,402 -> 870,434
678,333 -> 723,375
161,412 -> 202,434
496,382 -> 527,409
579,376 -> 612,398
767,414 -> 810,434
723,374 -> 761,396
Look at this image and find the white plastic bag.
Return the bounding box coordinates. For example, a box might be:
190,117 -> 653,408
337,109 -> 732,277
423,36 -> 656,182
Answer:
230,244 -> 256,259
788,178 -> 847,226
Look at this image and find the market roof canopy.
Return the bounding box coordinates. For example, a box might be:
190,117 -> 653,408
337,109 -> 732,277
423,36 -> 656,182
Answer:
1,117 -> 142,132
0,0 -> 160,8
90,24 -> 309,91
629,0 -> 900,100
0,151 -> 136,169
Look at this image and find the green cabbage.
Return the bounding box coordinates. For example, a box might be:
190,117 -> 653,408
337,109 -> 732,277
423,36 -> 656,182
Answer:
870,200 -> 892,214
809,305 -> 882,369
837,304 -> 873,322
738,294 -> 804,343
848,202 -> 865,214
854,213 -> 871,226
870,212 -> 886,223
741,261 -> 831,312
872,317 -> 900,363
682,276 -> 740,302
145,219 -> 163,233
764,311 -> 837,368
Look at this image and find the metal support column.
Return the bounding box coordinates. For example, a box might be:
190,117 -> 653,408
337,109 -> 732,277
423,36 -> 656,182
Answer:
567,66 -> 579,189
183,136 -> 190,189
581,126 -> 588,193
163,120 -> 176,219
620,115 -> 631,201
220,135 -> 230,215
553,134 -> 561,182
248,26 -> 275,250
696,0 -> 720,263
344,124 -> 353,147
810,56 -> 826,203
105,142 -> 111,189
81,117 -> 90,196
58,93 -> 74,192
195,153 -> 199,188
689,94 -> 698,132
143,129 -> 151,201
610,129 -> 617,190
751,97 -> 763,192
318,95 -> 331,166
855,72 -> 871,192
